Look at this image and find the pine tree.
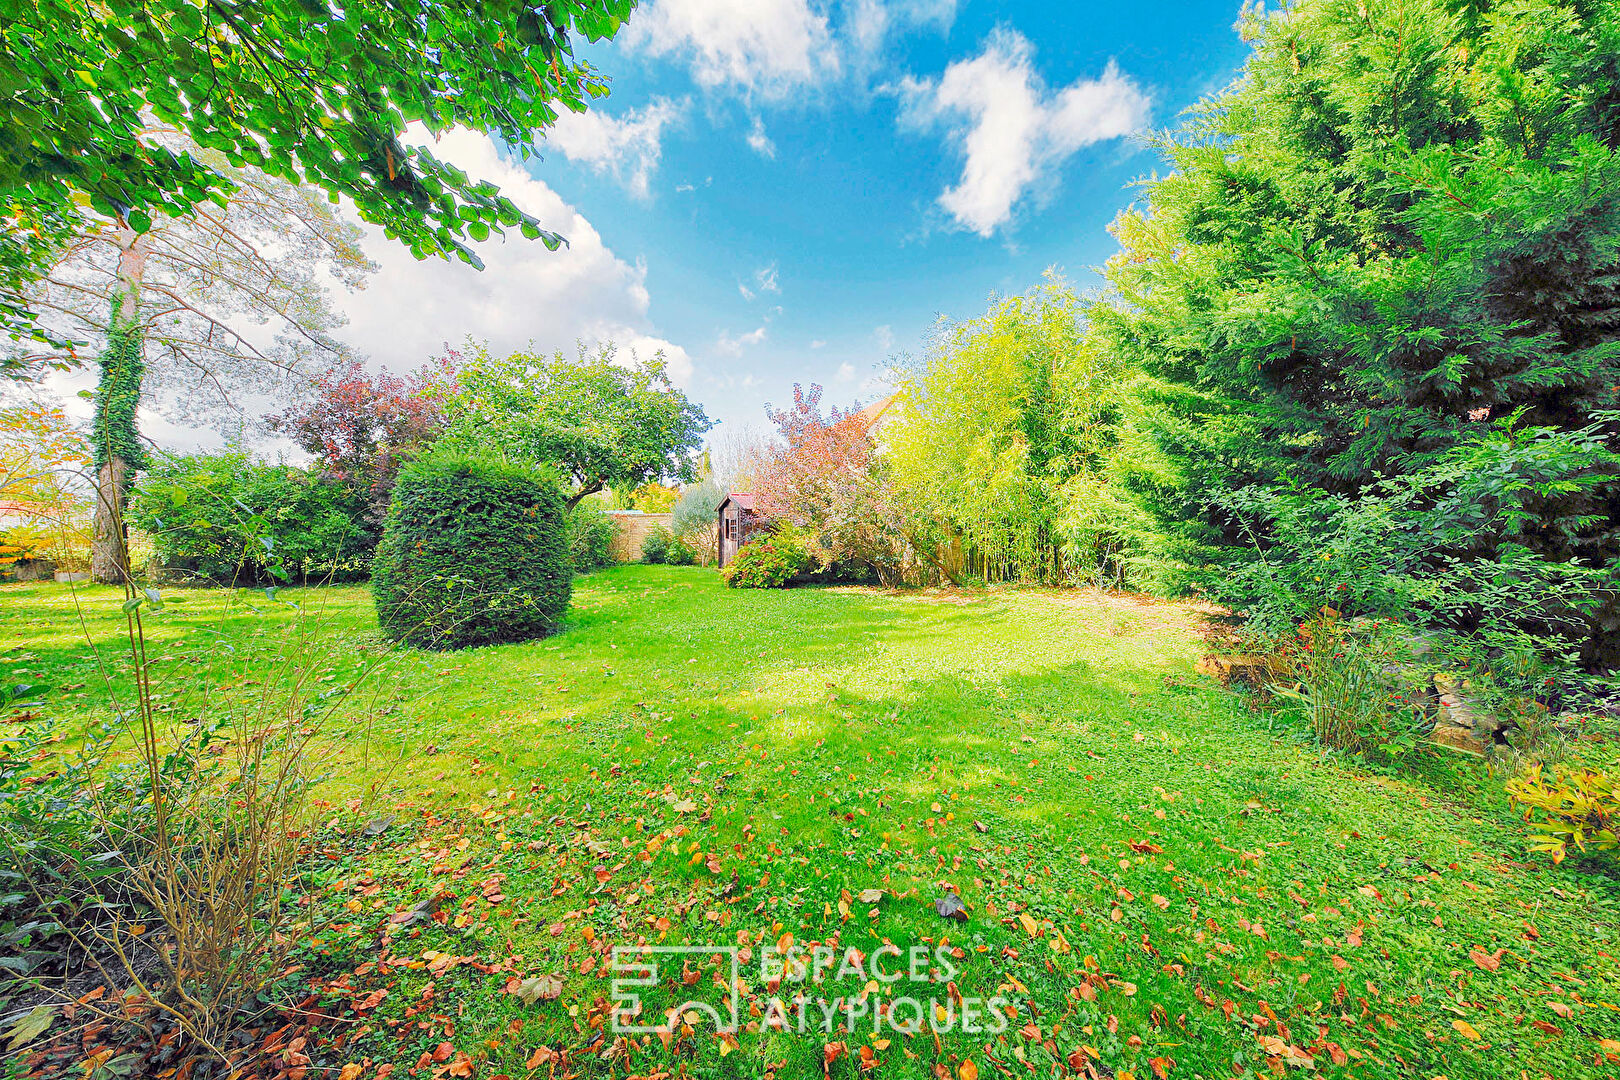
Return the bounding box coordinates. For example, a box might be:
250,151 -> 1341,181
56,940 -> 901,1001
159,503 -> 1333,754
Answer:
1096,0 -> 1620,664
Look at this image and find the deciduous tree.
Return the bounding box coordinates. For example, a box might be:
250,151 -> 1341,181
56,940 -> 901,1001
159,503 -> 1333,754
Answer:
269,359 -> 455,526
442,342 -> 712,508
1,0 -> 635,348
755,384 -> 925,587
14,139 -> 375,581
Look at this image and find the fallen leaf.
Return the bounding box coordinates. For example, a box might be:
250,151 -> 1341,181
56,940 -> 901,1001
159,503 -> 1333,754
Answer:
1452,1019 -> 1481,1042
958,1060 -> 978,1080
857,888 -> 884,904
3,1006 -> 55,1050
824,1042 -> 847,1071
509,973 -> 564,1004
935,893 -> 968,921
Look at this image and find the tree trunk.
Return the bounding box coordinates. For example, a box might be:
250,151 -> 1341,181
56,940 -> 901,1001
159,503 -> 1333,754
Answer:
90,226 -> 148,585
91,458 -> 130,584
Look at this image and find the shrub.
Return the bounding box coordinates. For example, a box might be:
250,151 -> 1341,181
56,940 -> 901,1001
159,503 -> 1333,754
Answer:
372,455 -> 571,649
1206,423 -> 1616,695
567,498 -> 617,573
666,535 -> 697,566
721,530 -> 808,589
641,525 -> 673,564
1271,615 -> 1429,757
1507,764 -> 1619,864
131,453 -> 374,583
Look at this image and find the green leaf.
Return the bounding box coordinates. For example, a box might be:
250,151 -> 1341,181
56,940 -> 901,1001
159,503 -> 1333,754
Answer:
4,1005 -> 56,1050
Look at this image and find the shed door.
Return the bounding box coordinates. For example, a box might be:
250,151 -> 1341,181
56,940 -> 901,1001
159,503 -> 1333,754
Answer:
721,508 -> 739,567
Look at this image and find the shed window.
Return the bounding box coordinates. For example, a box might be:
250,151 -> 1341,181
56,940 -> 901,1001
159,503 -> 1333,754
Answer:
725,515 -> 736,540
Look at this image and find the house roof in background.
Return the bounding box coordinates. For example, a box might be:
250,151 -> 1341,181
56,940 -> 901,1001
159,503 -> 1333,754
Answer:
855,395 -> 897,430
722,493 -> 758,510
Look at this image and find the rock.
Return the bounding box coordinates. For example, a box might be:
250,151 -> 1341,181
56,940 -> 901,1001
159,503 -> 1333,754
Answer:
1431,720 -> 1488,756
1195,654 -> 1274,687
1430,674 -> 1504,755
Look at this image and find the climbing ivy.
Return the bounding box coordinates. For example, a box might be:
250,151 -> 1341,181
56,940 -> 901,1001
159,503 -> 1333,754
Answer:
90,294 -> 145,474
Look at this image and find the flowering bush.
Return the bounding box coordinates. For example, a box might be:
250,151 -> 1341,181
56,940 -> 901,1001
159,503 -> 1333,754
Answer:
720,531 -> 808,589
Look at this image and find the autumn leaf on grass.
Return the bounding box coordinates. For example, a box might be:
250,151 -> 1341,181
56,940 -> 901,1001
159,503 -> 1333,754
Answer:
508,973 -> 565,1004
857,888 -> 884,903
958,1060 -> 979,1080
1017,912 -> 1040,938
339,1065 -> 365,1080
672,799 -> 698,813
824,1042 -> 847,1073
1452,1019 -> 1482,1042
935,893 -> 968,921
1469,948 -> 1505,972
1256,1035 -> 1313,1067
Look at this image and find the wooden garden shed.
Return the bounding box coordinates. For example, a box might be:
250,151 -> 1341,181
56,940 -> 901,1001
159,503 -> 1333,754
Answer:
717,493 -> 767,568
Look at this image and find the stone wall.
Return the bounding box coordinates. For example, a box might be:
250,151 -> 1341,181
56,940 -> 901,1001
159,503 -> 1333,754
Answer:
606,511 -> 674,564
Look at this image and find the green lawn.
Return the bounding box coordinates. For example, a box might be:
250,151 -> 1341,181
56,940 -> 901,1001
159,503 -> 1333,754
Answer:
3,568 -> 1618,1080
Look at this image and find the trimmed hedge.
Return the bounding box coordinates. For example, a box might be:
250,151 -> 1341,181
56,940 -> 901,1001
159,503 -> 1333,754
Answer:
371,455 -> 571,650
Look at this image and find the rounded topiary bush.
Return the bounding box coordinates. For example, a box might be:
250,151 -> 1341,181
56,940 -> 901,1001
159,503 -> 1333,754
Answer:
371,455 -> 571,649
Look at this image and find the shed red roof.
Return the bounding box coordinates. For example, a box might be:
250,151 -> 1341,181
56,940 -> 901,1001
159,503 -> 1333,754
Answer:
723,492 -> 758,509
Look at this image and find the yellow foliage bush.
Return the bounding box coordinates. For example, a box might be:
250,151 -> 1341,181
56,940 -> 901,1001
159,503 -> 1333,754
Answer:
1506,764 -> 1619,863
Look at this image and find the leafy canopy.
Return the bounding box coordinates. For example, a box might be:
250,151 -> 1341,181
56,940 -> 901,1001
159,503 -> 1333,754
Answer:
440,342 -> 712,508
1,0 -> 633,346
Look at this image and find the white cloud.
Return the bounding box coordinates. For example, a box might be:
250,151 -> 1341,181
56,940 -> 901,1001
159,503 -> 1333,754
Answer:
717,326 -> 769,356
624,0 -> 838,98
336,129 -> 693,386
836,361 -> 857,381
739,263 -> 780,301
875,324 -> 895,352
543,98 -> 686,200
746,115 -> 778,158
848,0 -> 957,61
810,339 -> 827,349
899,28 -> 1149,236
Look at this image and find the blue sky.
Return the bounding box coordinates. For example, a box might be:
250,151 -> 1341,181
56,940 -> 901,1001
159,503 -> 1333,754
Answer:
331,0 -> 1254,440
